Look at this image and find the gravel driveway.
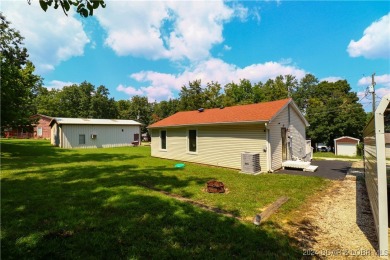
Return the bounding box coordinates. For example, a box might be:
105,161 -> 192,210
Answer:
286,161 -> 381,259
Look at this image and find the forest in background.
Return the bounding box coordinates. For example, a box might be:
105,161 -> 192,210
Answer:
1,13 -> 367,146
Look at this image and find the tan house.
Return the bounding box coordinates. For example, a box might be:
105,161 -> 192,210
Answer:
50,118 -> 142,149
148,98 -> 309,172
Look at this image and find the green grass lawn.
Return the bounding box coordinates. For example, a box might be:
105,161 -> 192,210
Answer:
1,139 -> 329,259
313,151 -> 363,160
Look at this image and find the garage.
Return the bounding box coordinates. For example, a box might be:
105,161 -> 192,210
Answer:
334,136 -> 360,156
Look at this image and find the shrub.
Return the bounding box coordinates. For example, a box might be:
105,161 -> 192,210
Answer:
356,142 -> 364,156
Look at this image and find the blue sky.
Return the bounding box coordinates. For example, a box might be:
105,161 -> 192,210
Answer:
3,1 -> 390,111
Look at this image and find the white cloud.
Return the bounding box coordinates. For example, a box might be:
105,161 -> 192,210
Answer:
320,76 -> 344,83
357,74 -> 390,88
44,80 -> 77,90
358,87 -> 390,110
116,84 -> 175,103
1,1 -> 90,74
95,1 -> 245,61
376,87 -> 390,98
141,86 -> 175,103
116,84 -> 144,96
250,6 -> 261,24
347,13 -> 390,59
237,61 -> 307,83
232,3 -> 249,22
119,58 -> 307,101
357,74 -> 390,110
223,45 -> 232,51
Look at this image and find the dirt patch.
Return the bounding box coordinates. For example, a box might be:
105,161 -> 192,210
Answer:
286,161 -> 380,259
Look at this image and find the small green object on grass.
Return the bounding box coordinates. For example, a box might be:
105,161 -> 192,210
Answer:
175,163 -> 185,168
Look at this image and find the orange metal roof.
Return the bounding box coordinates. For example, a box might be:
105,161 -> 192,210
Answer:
149,98 -> 292,128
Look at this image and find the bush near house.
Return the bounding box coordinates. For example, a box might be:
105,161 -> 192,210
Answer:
1,139 -> 329,258
356,143 -> 364,156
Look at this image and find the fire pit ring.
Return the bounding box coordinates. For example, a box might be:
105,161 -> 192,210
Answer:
206,180 -> 225,193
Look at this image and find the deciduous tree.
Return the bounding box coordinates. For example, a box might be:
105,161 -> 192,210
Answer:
179,80 -> 205,111
127,96 -> 152,133
32,0 -> 106,17
90,85 -> 118,119
305,80 -> 366,146
1,14 -> 42,129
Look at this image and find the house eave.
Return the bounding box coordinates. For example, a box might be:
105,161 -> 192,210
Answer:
268,99 -> 310,127
334,136 -> 360,142
148,120 -> 269,129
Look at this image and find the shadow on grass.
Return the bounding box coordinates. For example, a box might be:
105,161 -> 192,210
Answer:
2,167 -> 301,259
1,139 -> 147,170
1,140 -> 302,258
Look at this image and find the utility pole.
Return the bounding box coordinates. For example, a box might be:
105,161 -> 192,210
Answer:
368,73 -> 376,112
371,73 -> 376,113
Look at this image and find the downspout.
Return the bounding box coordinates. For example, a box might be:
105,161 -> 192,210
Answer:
288,104 -> 292,160
265,123 -> 273,173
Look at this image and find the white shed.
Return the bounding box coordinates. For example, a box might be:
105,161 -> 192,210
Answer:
50,118 -> 142,149
334,136 -> 360,156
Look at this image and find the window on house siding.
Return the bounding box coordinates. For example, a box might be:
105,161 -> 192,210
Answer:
160,130 -> 167,150
188,130 -> 197,152
79,134 -> 86,145
37,127 -> 43,137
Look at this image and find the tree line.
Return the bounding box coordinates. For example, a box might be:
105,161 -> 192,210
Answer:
1,13 -> 367,146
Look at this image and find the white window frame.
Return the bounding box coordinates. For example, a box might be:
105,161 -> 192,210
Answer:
37,127 -> 43,137
187,128 -> 198,154
160,129 -> 167,151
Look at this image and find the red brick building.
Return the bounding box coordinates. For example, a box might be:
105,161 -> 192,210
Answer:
3,126 -> 34,138
30,114 -> 53,139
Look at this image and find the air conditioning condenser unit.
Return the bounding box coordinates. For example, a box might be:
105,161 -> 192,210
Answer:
241,152 -> 261,175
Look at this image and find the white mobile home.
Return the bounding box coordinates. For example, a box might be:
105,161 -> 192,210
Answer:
50,118 -> 142,149
148,98 -> 309,172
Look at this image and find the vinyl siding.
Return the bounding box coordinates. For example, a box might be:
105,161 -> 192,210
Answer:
59,124 -> 140,148
151,124 -> 267,171
268,104 -> 307,170
268,106 -> 288,170
289,106 -> 307,159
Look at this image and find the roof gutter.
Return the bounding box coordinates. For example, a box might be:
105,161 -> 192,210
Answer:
148,120 -> 269,129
